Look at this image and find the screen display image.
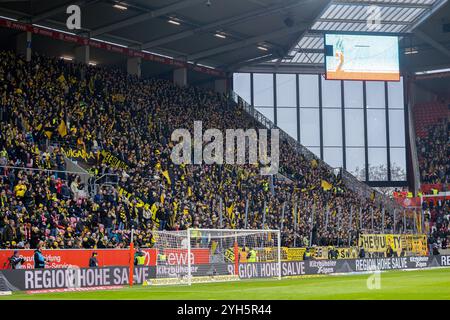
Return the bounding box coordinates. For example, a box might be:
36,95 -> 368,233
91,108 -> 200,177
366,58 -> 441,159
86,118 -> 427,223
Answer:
325,33 -> 400,81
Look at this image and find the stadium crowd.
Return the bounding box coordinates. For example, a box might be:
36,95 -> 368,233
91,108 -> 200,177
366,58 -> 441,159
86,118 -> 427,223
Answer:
416,118 -> 449,185
0,50 -> 406,250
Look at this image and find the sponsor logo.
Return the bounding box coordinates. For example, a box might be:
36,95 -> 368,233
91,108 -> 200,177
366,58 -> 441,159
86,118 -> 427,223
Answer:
441,256 -> 450,266
410,256 -> 429,268
309,260 -> 337,268
309,260 -> 337,274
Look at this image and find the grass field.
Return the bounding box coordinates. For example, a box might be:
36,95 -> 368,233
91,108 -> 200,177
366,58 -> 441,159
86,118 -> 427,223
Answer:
2,268 -> 450,300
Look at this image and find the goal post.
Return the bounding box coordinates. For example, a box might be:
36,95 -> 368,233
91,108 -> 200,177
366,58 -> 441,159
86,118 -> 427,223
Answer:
148,228 -> 281,285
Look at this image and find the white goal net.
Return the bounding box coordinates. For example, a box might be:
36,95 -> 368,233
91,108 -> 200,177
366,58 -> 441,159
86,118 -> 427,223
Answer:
149,228 -> 281,285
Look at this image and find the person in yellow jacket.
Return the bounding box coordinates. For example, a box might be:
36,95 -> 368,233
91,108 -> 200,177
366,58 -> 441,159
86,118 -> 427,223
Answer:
14,182 -> 27,198
239,247 -> 248,263
247,248 -> 257,262
134,248 -> 146,266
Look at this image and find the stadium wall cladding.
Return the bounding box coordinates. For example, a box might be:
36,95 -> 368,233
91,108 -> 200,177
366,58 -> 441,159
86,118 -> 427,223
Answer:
1,255 -> 450,291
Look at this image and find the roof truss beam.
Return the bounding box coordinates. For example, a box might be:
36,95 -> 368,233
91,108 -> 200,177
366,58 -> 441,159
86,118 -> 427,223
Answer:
188,22 -> 309,61
141,0 -> 304,50
90,0 -> 205,37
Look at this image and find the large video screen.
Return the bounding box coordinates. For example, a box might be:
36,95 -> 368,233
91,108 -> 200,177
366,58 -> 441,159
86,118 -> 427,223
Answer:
324,33 -> 400,81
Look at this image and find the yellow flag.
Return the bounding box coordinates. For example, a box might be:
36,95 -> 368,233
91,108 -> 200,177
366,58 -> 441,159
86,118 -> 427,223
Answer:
187,186 -> 192,197
44,131 -> 53,139
227,204 -> 234,218
162,170 -> 172,185
57,120 -> 68,137
321,180 -> 332,191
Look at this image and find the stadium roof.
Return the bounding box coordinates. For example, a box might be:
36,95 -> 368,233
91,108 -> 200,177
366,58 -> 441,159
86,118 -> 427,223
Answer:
275,0 -> 445,66
0,0 -> 447,74
0,0 -> 327,71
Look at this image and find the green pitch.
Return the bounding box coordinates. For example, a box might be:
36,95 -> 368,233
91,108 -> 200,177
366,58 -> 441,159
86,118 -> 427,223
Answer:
2,268 -> 450,300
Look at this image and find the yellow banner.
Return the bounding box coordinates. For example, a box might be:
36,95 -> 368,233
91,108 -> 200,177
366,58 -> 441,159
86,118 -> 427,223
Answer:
282,248 -> 306,261
101,150 -> 129,170
403,234 -> 428,256
359,234 -> 427,256
336,247 -> 359,259
61,146 -> 96,163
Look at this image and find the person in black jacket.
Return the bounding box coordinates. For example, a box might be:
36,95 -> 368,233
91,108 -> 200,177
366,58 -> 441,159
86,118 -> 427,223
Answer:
359,247 -> 365,258
89,252 -> 99,267
9,250 -> 25,269
34,243 -> 46,268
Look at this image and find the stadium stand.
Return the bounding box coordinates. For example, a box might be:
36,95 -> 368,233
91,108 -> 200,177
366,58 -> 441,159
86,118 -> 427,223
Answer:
411,101 -> 449,249
416,117 -> 449,185
0,50 -> 416,250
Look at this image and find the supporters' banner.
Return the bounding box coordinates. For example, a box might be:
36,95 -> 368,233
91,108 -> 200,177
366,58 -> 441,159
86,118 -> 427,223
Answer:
282,248 -> 306,261
359,234 -> 427,256
61,146 -> 97,165
282,247 -> 358,261
311,247 -> 327,260
336,247 -> 359,260
0,248 -> 210,270
394,196 -> 421,208
101,150 -> 129,170
359,234 -> 402,254
402,235 -> 428,256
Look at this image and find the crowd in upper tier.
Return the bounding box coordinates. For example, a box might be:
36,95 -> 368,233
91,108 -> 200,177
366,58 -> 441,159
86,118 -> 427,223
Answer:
0,50 -> 414,250
416,118 -> 450,185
